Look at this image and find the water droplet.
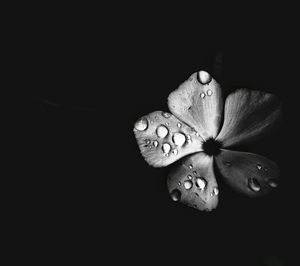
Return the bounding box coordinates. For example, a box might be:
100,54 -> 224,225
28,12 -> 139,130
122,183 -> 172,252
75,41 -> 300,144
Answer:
172,132 -> 186,146
269,179 -> 278,188
134,118 -> 148,131
264,167 -> 268,172
248,178 -> 261,192
178,181 -> 181,186
156,125 -> 169,138
200,92 -> 206,98
145,139 -> 151,145
153,140 -> 158,147
206,89 -> 213,96
188,164 -> 193,169
170,189 -> 181,201
184,180 -> 193,190
172,149 -> 178,155
177,122 -> 182,128
165,122 -> 169,126
192,171 -> 197,175
187,175 -> 193,180
187,140 -> 192,144
198,71 -> 211,84
257,164 -> 262,170
195,177 -> 206,190
224,161 -> 231,166
162,143 -> 171,154
212,187 -> 219,196
162,112 -> 171,118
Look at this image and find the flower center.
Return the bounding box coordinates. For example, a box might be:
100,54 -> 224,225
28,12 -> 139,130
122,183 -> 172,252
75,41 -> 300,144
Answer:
203,138 -> 222,156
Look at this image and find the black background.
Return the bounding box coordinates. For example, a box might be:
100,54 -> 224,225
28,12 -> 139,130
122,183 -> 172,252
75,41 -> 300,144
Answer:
12,4 -> 299,265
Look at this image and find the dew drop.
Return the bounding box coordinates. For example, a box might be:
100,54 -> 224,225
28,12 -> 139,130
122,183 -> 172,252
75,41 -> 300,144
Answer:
162,143 -> 171,154
134,118 -> 148,131
177,122 -> 182,128
206,89 -> 213,96
162,112 -> 171,118
184,180 -> 193,190
248,178 -> 261,192
153,140 -> 158,147
170,189 -> 181,202
156,125 -> 169,138
172,149 -> 178,155
188,164 -> 193,169
269,179 -> 278,188
198,71 -> 211,84
200,92 -> 206,98
195,177 -> 207,190
172,132 -> 186,146
187,175 -> 193,180
256,164 -> 262,170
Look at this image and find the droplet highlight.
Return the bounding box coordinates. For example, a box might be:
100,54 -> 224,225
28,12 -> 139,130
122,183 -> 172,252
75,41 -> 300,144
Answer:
206,89 -> 213,96
184,180 -> 193,190
178,181 -> 181,186
256,164 -> 262,170
187,175 -> 193,180
248,178 -> 261,192
170,189 -> 181,202
162,143 -> 171,154
212,187 -> 219,196
177,122 -> 182,128
198,71 -> 211,84
156,125 -> 169,138
172,132 -> 186,146
153,140 -> 158,147
134,118 -> 148,131
268,179 -> 278,188
195,177 -> 206,190
172,149 -> 178,155
200,92 -> 206,98
188,164 -> 193,169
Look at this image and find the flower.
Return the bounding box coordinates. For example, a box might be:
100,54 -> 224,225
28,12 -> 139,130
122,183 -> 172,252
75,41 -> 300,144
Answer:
133,70 -> 282,211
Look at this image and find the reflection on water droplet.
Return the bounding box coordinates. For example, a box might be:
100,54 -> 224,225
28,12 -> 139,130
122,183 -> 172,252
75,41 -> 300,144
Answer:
156,125 -> 169,138
269,180 -> 278,188
257,164 -> 262,170
172,132 -> 186,146
177,122 -> 182,128
198,71 -> 211,84
200,92 -> 206,98
178,181 -> 181,186
195,177 -> 206,190
224,161 -> 231,166
134,118 -> 148,131
184,180 -> 193,190
170,189 -> 181,201
212,187 -> 219,196
153,140 -> 158,147
172,149 -> 178,155
248,178 -> 261,192
187,175 -> 192,180
188,164 -> 193,169
206,89 -> 213,96
162,143 -> 171,154
162,112 -> 171,118
145,139 -> 151,145
165,122 -> 169,126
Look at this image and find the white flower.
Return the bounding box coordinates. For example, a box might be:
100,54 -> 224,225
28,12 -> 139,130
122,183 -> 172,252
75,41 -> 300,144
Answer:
133,71 -> 282,211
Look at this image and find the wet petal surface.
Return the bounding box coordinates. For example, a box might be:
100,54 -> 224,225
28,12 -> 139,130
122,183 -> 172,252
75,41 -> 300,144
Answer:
133,111 -> 203,167
168,71 -> 223,140
215,149 -> 279,197
216,89 -> 282,148
167,152 -> 218,211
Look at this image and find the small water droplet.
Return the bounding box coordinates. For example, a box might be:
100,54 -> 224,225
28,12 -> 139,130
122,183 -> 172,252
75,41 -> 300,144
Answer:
206,89 -> 213,96
212,187 -> 219,196
172,149 -> 178,155
150,120 -> 154,124
184,180 -> 193,190
162,112 -> 171,118
187,175 -> 193,180
269,179 -> 278,188
198,71 -> 211,84
170,189 -> 181,201
134,118 -> 148,131
200,92 -> 206,98
165,122 -> 169,126
153,140 -> 158,147
257,164 -> 262,170
156,125 -> 169,138
145,139 -> 151,145
188,164 -> 193,169
193,171 -> 197,175
224,161 -> 231,166
195,177 -> 206,190
177,122 -> 182,128
172,132 -> 186,146
162,143 -> 171,154
178,181 -> 181,186
248,178 -> 261,192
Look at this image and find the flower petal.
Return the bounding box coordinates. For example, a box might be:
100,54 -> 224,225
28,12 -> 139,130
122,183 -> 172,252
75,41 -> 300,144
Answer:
216,89 -> 282,148
167,152 -> 219,211
215,149 -> 279,197
133,111 -> 204,167
168,71 -> 223,140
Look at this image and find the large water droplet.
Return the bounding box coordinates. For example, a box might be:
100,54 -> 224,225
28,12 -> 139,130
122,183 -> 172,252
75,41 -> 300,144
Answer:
134,118 -> 148,131
206,89 -> 213,96
170,189 -> 181,201
198,71 -> 211,84
248,178 -> 261,192
184,180 -> 193,190
162,112 -> 171,118
268,179 -> 278,188
156,125 -> 169,138
172,132 -> 186,146
200,92 -> 206,98
195,177 -> 207,190
172,149 -> 178,155
162,143 -> 171,154
256,164 -> 262,170
153,140 -> 158,147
